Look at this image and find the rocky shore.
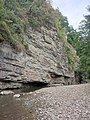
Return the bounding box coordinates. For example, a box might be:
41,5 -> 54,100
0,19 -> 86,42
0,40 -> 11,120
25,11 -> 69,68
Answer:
0,84 -> 90,120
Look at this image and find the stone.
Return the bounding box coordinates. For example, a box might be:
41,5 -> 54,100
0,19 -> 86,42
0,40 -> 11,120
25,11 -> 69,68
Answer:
0,90 -> 14,95
0,82 -> 22,90
13,94 -> 20,98
29,92 -> 33,94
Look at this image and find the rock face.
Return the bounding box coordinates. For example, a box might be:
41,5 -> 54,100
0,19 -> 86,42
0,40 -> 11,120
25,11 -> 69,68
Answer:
0,27 -> 76,89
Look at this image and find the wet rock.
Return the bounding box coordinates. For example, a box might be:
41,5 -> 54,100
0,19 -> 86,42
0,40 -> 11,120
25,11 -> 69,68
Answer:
0,90 -> 14,95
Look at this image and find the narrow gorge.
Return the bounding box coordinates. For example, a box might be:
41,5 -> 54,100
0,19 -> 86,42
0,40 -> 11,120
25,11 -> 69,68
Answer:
1,1 -> 90,120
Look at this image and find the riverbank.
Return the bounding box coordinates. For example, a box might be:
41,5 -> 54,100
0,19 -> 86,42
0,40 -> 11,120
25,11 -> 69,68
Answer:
0,84 -> 90,120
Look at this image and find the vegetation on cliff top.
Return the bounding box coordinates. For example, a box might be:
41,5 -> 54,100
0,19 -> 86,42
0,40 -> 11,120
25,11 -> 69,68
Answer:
0,0 -> 89,79
64,6 -> 90,80
76,7 -> 90,80
0,0 -> 29,51
0,0 -> 56,50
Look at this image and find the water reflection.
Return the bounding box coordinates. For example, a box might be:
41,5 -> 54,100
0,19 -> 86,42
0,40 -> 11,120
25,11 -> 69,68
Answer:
0,95 -> 29,120
0,86 -> 41,120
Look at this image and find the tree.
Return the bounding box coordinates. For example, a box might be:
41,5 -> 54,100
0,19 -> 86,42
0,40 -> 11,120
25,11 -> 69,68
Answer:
0,0 -> 5,20
78,6 -> 90,79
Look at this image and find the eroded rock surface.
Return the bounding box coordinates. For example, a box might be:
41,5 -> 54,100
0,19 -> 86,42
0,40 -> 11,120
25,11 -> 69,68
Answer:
0,27 -> 76,89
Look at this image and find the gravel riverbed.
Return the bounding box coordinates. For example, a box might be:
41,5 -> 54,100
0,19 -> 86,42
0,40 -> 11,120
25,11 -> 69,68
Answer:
0,84 -> 90,120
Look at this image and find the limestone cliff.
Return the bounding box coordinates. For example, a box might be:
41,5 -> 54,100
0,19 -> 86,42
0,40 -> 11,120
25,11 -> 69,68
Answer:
0,26 -> 76,89
0,0 -> 77,89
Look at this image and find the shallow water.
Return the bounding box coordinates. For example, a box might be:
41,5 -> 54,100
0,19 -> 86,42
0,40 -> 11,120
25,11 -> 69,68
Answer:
0,86 -> 41,120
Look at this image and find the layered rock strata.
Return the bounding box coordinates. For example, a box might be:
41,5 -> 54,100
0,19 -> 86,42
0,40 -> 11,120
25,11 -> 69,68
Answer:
0,27 -> 75,89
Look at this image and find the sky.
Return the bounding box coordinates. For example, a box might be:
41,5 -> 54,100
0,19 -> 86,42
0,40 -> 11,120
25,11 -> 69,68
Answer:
52,0 -> 90,29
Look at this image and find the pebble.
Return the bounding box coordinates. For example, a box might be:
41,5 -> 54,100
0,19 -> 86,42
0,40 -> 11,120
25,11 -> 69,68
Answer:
13,94 -> 20,98
26,84 -> 90,120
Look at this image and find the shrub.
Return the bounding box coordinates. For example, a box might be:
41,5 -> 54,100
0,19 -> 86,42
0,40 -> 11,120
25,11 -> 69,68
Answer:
55,17 -> 78,70
24,43 -> 29,50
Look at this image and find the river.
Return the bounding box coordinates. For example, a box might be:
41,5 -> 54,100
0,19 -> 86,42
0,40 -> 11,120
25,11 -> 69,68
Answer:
0,86 -> 42,120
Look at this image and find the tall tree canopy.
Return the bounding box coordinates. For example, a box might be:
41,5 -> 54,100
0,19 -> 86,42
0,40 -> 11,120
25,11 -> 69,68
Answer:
78,6 -> 90,79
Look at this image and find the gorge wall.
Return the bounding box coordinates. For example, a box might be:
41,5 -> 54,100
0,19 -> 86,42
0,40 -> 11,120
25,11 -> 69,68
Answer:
0,26 -> 76,89
0,0 -> 79,89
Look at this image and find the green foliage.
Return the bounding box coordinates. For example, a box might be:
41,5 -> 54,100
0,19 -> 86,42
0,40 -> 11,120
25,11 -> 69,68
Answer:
65,6 -> 90,79
78,9 -> 90,79
5,10 -> 24,33
4,0 -> 19,11
0,21 -> 12,40
0,0 -> 5,19
30,18 -> 41,29
0,0 -> 28,51
55,17 -> 67,41
28,1 -> 45,29
55,14 -> 78,70
28,0 -> 55,29
65,44 -> 79,70
24,43 -> 29,50
0,0 -> 79,71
